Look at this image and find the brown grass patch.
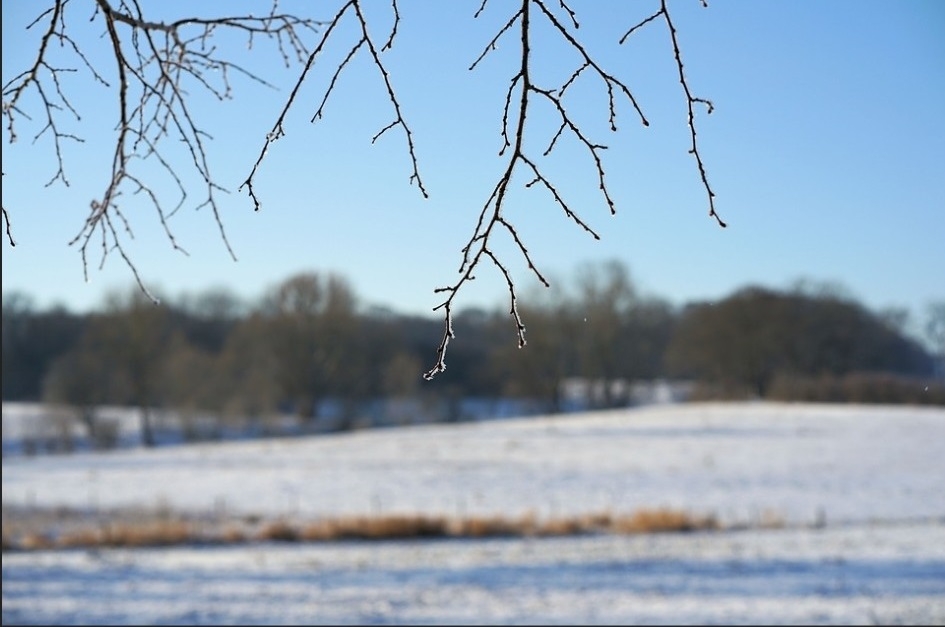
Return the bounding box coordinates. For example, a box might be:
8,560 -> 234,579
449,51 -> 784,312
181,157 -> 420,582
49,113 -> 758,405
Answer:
58,520 -> 194,548
18,532 -> 55,551
105,520 -> 194,547
57,527 -> 106,549
255,519 -> 300,542
3,506 -> 723,552
581,512 -> 616,529
313,514 -> 449,540
218,524 -> 248,544
611,508 -> 717,534
535,516 -> 585,536
454,512 -> 539,538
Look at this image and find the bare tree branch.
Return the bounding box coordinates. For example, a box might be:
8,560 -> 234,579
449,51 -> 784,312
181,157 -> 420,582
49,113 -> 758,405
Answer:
3,0 -> 322,299
621,0 -> 726,228
1,208 -> 14,248
424,0 -> 652,379
241,0 -> 427,213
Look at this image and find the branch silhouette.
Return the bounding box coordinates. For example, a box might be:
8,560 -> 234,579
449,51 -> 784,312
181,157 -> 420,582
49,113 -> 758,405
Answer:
621,0 -> 726,227
241,0 -> 427,212
425,0 -> 684,380
3,1 -> 724,378
3,0 -> 322,300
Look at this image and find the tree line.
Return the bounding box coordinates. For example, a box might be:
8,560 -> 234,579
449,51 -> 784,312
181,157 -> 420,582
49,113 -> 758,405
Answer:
3,261 -> 943,446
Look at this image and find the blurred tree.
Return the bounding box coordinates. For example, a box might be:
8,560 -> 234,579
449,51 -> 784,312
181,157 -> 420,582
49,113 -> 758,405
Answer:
215,313 -> 281,429
381,352 -> 423,399
879,307 -> 911,336
569,261 -> 639,407
441,308 -> 505,397
2,292 -> 85,400
925,302 -> 945,380
42,342 -> 114,448
489,260 -> 675,410
490,301 -> 570,412
667,286 -> 935,397
172,288 -> 245,354
261,272 -> 361,422
622,297 -> 676,382
95,288 -> 173,446
160,332 -> 223,440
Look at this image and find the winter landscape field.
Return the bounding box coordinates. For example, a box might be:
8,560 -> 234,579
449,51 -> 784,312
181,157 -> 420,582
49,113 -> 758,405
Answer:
3,401 -> 945,624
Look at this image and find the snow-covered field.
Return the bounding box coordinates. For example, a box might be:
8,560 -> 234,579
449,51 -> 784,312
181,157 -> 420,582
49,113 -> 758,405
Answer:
3,402 -> 945,624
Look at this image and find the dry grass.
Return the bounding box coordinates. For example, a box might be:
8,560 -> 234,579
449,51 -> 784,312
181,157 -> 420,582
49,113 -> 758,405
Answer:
610,508 -> 717,534
535,516 -> 584,536
301,514 -> 450,541
18,532 -> 54,551
56,528 -> 105,549
59,520 -> 194,549
453,512 -> 539,538
256,519 -> 301,542
219,524 -> 248,544
2,506 -> 725,552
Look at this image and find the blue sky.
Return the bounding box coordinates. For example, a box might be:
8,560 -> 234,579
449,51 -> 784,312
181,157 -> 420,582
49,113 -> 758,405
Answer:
2,1 -> 943,332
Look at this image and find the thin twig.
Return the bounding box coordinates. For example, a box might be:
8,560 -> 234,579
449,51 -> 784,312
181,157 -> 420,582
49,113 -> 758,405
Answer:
621,0 -> 726,227
2,206 -> 14,247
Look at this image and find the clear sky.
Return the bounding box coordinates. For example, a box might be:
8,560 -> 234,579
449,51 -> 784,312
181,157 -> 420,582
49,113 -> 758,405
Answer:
3,1 -> 943,331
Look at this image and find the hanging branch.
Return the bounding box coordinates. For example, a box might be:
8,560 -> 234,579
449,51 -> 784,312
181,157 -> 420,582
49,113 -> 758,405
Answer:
424,0 -> 650,379
621,0 -> 726,228
1,206 -> 13,247
5,1 -> 724,378
1,171 -> 12,247
241,0 -> 426,212
2,0 -> 322,299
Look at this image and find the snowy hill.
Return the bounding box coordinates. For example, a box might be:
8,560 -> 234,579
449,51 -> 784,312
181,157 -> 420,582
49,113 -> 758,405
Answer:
4,402 -> 944,624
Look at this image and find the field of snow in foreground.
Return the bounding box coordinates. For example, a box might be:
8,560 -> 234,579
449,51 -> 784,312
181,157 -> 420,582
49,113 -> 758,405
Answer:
4,524 -> 944,625
3,402 -> 945,624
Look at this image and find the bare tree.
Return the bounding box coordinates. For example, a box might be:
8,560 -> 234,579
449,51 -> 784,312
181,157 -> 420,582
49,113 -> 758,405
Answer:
260,272 -> 360,421
3,0 -> 725,378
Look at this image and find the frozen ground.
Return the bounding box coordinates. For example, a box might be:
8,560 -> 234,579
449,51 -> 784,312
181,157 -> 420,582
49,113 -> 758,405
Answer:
4,524 -> 944,625
3,401 -> 945,624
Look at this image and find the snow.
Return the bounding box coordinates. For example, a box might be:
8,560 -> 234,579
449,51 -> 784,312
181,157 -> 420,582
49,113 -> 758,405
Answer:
4,526 -> 944,624
3,401 -> 945,624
